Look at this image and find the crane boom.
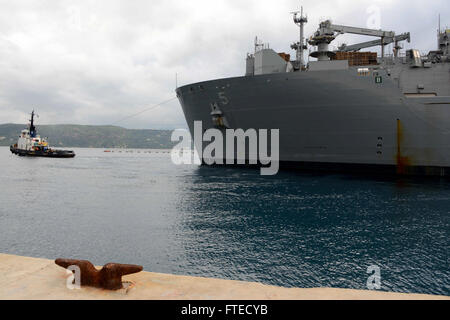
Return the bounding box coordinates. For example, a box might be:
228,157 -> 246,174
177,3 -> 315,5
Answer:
309,20 -> 410,60
339,32 -> 410,52
308,18 -> 412,61
326,22 -> 395,38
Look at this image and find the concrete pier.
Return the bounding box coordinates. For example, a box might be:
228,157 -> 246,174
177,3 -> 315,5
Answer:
0,253 -> 448,300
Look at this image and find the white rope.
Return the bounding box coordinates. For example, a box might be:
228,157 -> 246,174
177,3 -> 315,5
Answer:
110,97 -> 177,126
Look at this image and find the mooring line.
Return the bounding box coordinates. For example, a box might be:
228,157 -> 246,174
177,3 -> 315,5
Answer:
110,96 -> 177,126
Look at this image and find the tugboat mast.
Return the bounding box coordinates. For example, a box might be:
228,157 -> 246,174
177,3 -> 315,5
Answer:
29,110 -> 37,138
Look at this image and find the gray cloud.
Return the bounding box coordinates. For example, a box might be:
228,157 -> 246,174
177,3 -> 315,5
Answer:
0,0 -> 447,129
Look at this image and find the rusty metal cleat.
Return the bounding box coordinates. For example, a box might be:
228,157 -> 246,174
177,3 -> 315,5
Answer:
55,258 -> 143,290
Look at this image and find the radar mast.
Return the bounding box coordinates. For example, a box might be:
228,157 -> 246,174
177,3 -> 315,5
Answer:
291,6 -> 308,70
29,110 -> 37,138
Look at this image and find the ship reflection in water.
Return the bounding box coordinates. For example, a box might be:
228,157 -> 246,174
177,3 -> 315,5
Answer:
0,148 -> 448,295
178,166 -> 449,295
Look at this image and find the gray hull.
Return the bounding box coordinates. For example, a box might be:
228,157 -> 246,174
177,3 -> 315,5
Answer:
176,66 -> 450,176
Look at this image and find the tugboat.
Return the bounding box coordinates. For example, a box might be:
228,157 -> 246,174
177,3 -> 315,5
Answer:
10,111 -> 75,158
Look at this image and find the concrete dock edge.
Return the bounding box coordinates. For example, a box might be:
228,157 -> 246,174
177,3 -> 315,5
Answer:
0,253 -> 448,300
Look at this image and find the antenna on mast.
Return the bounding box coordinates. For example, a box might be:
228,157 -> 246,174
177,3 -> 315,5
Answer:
254,36 -> 264,53
291,5 -> 308,70
438,14 -> 441,50
439,14 -> 441,33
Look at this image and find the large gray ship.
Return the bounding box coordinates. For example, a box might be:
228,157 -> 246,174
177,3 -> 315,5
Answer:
176,9 -> 450,176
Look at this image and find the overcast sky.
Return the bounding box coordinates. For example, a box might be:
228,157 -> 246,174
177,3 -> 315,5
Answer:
0,0 -> 447,129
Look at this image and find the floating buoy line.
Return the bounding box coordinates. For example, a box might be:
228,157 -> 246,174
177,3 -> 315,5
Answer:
103,149 -> 175,154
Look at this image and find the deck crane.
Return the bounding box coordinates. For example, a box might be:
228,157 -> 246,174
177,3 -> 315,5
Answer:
308,20 -> 409,60
339,32 -> 411,57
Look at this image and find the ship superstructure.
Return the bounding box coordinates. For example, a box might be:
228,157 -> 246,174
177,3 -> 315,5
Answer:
15,110 -> 49,152
176,9 -> 450,176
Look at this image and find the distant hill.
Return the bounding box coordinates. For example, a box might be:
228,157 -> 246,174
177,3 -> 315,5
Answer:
0,124 -> 177,149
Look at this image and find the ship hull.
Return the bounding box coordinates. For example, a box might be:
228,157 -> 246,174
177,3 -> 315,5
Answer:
176,68 -> 450,176
10,146 -> 75,158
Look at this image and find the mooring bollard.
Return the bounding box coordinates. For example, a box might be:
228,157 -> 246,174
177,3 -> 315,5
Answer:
55,258 -> 143,290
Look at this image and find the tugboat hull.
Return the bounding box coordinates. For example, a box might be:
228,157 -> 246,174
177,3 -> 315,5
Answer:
10,146 -> 75,158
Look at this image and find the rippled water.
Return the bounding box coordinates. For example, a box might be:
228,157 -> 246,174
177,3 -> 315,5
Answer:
0,147 -> 448,295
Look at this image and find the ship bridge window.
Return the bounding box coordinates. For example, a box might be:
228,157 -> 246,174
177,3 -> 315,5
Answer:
357,68 -> 370,76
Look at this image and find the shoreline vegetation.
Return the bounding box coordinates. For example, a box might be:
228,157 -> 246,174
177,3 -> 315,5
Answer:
0,123 -> 177,149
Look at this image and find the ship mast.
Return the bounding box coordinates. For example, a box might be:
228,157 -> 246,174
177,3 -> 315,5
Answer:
29,110 -> 36,138
291,6 -> 308,70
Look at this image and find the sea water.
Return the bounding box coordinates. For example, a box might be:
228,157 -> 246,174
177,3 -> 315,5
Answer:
0,147 -> 448,295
